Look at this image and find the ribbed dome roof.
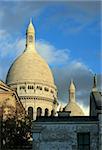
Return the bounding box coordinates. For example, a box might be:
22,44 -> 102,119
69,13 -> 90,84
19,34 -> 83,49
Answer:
6,50 -> 54,86
6,20 -> 55,87
64,101 -> 84,116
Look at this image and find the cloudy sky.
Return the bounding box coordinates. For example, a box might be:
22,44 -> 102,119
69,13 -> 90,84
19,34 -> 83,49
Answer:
0,1 -> 101,115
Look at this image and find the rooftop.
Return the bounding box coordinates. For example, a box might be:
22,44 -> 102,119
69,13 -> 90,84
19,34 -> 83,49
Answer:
91,91 -> 102,110
34,116 -> 98,123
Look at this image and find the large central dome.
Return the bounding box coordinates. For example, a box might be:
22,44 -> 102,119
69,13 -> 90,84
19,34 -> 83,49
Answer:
6,50 -> 54,86
6,20 -> 54,87
6,19 -> 58,120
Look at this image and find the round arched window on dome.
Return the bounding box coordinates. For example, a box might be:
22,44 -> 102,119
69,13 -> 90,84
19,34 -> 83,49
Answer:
28,107 -> 33,120
37,107 -> 42,117
45,108 -> 49,116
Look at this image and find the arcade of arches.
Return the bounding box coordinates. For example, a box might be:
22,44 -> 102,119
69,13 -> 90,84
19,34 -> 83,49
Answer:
28,107 -> 54,120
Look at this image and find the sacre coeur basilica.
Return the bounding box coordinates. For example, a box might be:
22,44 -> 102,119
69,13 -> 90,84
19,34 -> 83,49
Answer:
0,20 -> 102,150
6,19 -> 58,120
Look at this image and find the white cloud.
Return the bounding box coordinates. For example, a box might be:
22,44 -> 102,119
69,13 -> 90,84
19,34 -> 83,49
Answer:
0,30 -> 25,58
68,61 -> 93,76
0,30 -> 25,81
16,38 -> 25,56
0,30 -> 10,45
36,40 -> 70,65
0,65 -> 3,79
77,102 -> 89,116
0,32 -> 69,66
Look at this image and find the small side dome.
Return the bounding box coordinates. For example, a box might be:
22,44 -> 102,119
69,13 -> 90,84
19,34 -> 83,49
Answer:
6,51 -> 55,86
64,102 -> 84,116
6,19 -> 55,87
64,80 -> 84,116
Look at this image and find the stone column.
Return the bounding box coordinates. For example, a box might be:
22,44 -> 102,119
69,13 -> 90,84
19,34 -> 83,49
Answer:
42,109 -> 45,116
33,109 -> 37,120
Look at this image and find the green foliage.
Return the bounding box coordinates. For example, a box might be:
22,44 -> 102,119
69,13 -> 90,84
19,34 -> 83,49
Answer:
1,117 -> 32,149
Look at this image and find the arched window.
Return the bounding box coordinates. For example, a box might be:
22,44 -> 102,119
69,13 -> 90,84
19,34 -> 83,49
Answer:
28,107 -> 33,120
36,86 -> 42,90
51,109 -> 55,116
45,108 -> 49,116
28,85 -> 34,89
20,86 -> 25,90
37,107 -> 42,117
44,87 -> 49,92
50,90 -> 54,94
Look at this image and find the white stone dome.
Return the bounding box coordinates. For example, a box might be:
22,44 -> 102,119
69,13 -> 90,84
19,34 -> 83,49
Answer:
6,50 -> 54,86
6,20 -> 55,87
64,101 -> 84,116
5,20 -> 58,120
64,80 -> 84,116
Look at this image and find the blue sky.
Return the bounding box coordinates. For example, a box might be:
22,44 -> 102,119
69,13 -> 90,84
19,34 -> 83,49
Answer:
0,1 -> 101,114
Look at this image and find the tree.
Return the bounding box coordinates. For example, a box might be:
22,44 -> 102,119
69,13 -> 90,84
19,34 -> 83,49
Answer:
1,117 -> 32,149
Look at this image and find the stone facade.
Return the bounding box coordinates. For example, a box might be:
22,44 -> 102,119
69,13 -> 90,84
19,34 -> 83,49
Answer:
32,117 -> 98,150
32,83 -> 102,150
90,88 -> 102,150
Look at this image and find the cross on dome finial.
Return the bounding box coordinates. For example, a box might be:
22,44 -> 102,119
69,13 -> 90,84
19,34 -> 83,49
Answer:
25,18 -> 36,52
27,18 -> 34,32
69,79 -> 76,102
71,78 -> 73,83
30,17 -> 32,23
69,79 -> 75,91
29,17 -> 33,25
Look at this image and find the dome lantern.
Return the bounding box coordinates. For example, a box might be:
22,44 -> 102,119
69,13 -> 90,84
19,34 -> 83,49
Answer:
69,79 -> 75,102
25,18 -> 36,52
64,80 -> 84,116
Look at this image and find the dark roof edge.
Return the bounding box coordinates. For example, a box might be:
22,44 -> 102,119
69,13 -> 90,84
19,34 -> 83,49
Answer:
34,116 -> 98,123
